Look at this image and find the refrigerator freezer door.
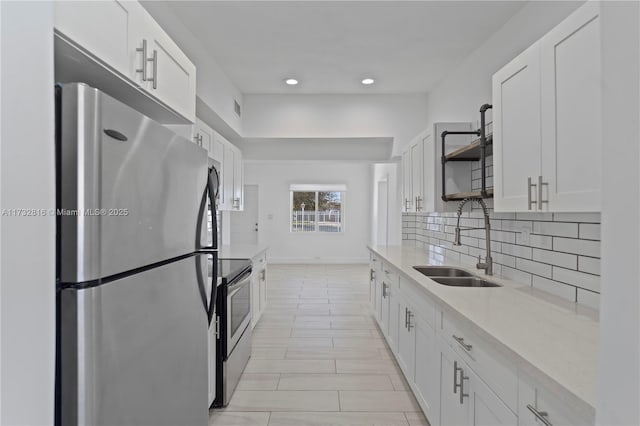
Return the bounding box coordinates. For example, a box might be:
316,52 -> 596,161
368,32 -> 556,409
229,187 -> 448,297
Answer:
58,83 -> 207,283
59,254 -> 209,426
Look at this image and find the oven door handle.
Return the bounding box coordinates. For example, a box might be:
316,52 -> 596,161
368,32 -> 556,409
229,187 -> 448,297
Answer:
226,269 -> 252,297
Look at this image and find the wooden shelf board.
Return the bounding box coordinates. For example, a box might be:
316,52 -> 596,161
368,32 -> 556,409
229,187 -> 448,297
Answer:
444,188 -> 494,201
445,135 -> 493,161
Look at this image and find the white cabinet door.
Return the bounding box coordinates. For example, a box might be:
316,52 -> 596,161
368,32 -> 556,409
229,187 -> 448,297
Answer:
440,340 -> 473,426
251,271 -> 260,329
540,2 -> 601,212
195,118 -> 215,158
414,316 -> 440,424
492,42 -> 542,212
233,150 -> 244,211
410,141 -> 424,212
55,1 -> 135,79
387,288 -> 400,353
379,281 -> 390,336
211,133 -> 225,164
259,267 -> 267,313
402,150 -> 412,212
136,10 -> 196,122
471,368 -> 517,426
219,143 -> 235,211
397,298 -> 415,380
369,267 -> 376,307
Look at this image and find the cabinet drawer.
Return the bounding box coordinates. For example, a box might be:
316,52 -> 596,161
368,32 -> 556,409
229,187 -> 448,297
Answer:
442,311 -> 518,413
381,264 -> 400,288
399,276 -> 438,330
518,373 -> 594,426
370,253 -> 382,273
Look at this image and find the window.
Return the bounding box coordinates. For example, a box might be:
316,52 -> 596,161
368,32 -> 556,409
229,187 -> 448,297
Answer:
290,184 -> 345,233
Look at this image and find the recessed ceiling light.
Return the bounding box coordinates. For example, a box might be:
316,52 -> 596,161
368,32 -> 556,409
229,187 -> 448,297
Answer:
361,78 -> 375,85
285,78 -> 299,86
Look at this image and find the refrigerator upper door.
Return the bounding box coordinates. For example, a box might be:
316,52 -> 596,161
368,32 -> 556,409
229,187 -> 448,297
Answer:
58,83 -> 207,283
60,254 -> 209,426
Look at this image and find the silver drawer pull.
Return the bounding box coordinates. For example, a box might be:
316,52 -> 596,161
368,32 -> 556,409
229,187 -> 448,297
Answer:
453,334 -> 472,352
527,404 -> 552,426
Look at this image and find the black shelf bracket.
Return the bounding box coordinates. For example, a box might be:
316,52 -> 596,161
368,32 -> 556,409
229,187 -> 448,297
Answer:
441,104 -> 493,202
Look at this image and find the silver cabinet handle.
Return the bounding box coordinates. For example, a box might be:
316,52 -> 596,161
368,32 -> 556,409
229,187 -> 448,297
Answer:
528,177 -> 537,210
147,49 -> 158,89
454,361 -> 468,404
404,307 -> 409,329
136,39 -> 148,81
452,334 -> 472,352
527,405 -> 552,426
415,196 -> 422,212
453,360 -> 460,394
404,198 -> 412,210
407,310 -> 414,330
369,269 -> 375,282
382,282 -> 388,298
538,175 -> 548,210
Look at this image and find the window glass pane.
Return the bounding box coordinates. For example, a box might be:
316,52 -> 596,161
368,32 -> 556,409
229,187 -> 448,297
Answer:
318,191 -> 342,232
291,191 -> 316,232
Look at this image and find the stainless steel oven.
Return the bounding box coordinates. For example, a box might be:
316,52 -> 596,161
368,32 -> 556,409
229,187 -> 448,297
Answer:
226,271 -> 252,352
214,259 -> 252,408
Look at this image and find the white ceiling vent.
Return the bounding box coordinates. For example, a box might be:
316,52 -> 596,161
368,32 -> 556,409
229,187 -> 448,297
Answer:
234,100 -> 241,117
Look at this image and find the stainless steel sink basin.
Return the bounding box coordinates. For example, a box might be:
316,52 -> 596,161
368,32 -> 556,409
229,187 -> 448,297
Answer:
413,266 -> 474,278
431,277 -> 502,288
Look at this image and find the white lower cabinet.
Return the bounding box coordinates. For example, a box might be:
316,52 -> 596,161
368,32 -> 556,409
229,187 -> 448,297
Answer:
518,374 -> 593,426
250,251 -> 268,329
414,315 -> 440,424
440,336 -> 517,426
368,249 -> 592,426
397,296 -> 416,380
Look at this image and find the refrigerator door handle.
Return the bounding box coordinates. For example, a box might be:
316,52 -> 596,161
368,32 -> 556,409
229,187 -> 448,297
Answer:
208,166 -> 219,251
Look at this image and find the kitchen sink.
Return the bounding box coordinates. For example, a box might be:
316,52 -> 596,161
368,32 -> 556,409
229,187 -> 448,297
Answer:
430,277 -> 502,288
413,266 -> 474,277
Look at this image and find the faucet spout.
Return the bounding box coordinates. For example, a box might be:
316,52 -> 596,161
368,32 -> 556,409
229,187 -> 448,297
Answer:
453,197 -> 493,275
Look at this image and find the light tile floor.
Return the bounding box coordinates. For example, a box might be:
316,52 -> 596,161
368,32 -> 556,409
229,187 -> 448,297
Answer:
209,264 -> 430,426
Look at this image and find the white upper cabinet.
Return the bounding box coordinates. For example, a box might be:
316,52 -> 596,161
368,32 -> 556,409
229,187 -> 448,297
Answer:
540,2 -> 601,211
492,2 -> 601,212
216,133 -> 244,212
401,138 -> 424,212
55,1 -> 135,78
492,42 -> 542,212
55,1 -> 196,123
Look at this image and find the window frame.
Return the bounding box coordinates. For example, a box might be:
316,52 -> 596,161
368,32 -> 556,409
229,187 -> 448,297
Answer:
289,188 -> 345,234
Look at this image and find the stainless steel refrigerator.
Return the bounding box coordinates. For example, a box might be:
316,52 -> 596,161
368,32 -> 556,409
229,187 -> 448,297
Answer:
56,83 -> 217,426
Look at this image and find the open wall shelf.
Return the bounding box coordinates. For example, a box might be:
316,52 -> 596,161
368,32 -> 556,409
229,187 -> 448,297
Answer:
441,104 -> 493,201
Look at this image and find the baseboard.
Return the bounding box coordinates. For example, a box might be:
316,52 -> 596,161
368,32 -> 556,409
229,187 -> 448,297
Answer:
268,257 -> 369,265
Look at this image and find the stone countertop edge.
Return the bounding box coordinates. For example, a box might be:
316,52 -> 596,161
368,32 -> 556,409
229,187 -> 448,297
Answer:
218,244 -> 268,260
368,244 -> 598,421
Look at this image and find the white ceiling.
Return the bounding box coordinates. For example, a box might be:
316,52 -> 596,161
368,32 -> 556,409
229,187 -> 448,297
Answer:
161,1 -> 527,95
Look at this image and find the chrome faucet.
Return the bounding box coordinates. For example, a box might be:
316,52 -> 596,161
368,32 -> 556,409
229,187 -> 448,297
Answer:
453,197 -> 493,275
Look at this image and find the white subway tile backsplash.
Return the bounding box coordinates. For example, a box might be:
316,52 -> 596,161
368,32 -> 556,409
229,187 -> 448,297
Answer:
553,237 -> 600,257
533,222 -> 579,238
553,212 -> 601,223
552,267 -> 600,292
501,266 -> 533,285
518,233 -> 553,250
579,223 -> 601,240
532,249 -> 577,269
578,257 -> 601,275
500,243 -> 533,259
516,212 -> 553,221
516,258 -> 552,278
577,289 -> 600,311
402,210 -> 600,309
532,276 -> 576,303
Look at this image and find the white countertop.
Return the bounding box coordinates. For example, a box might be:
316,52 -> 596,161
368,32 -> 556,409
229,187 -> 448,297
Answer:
219,244 -> 268,260
368,244 -> 599,418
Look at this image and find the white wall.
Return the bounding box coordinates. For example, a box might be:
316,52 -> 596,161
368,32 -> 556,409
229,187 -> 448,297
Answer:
141,1 -> 244,140
242,94 -> 429,156
597,2 -> 640,424
243,161 -> 371,263
371,162 -> 401,246
0,2 -> 56,424
422,1 -> 582,136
